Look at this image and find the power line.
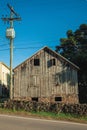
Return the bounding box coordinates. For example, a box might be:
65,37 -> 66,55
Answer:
0,48 -> 9,51
0,44 -> 9,47
14,40 -> 59,45
0,44 -> 87,52
0,46 -> 56,51
14,46 -> 55,49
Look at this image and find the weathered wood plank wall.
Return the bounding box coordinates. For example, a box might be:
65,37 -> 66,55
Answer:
13,48 -> 79,103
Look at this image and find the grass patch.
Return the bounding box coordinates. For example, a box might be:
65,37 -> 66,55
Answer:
0,108 -> 87,124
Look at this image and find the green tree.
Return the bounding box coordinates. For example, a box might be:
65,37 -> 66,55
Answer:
56,24 -> 87,103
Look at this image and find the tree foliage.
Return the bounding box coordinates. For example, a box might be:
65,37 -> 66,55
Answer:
56,24 -> 87,103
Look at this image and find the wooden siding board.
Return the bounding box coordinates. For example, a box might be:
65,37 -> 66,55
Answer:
13,47 -> 79,103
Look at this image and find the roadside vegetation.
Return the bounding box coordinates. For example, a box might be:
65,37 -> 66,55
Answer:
0,108 -> 87,124
0,100 -> 87,124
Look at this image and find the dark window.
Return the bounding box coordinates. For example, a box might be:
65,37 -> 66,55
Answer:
55,97 -> 62,102
47,58 -> 56,68
32,97 -> 38,102
52,59 -> 56,65
34,59 -> 40,66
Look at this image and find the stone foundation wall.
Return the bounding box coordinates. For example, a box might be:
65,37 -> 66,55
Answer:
1,100 -> 87,116
13,94 -> 79,104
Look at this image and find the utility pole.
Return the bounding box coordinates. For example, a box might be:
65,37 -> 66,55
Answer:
2,3 -> 21,99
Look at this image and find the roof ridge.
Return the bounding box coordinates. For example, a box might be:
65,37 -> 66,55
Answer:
14,46 -> 79,70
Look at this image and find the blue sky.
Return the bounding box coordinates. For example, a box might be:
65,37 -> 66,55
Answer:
0,0 -> 87,67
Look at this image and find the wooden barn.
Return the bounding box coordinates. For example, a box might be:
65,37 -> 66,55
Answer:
13,46 -> 79,103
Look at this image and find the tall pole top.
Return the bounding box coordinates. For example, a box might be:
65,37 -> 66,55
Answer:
7,3 -> 19,16
10,8 -> 14,28
1,3 -> 21,24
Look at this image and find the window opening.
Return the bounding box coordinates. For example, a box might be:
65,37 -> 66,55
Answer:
55,97 -> 62,102
47,58 -> 56,67
32,97 -> 38,102
34,59 -> 40,66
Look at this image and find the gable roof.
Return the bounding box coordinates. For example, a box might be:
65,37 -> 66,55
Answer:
44,46 -> 79,70
14,46 -> 79,70
0,62 -> 10,70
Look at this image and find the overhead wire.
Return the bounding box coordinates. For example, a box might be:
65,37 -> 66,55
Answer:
0,46 -> 56,51
0,48 -> 9,51
0,1 -> 57,51
0,43 -> 87,52
0,44 -> 9,47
